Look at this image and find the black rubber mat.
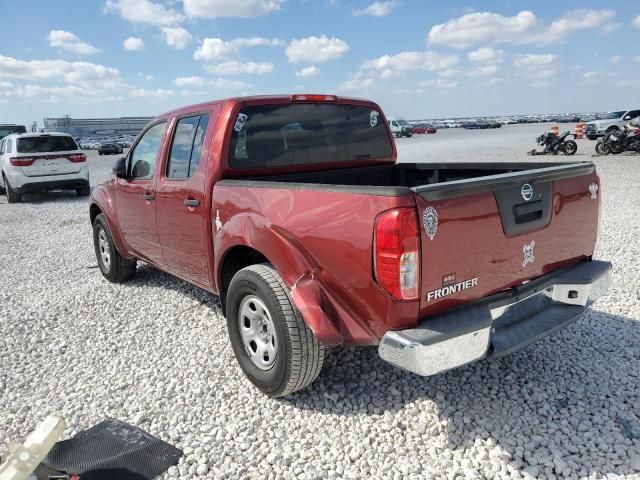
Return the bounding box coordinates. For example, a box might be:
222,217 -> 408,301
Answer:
38,419 -> 181,480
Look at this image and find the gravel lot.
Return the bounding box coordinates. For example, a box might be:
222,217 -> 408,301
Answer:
1,124 -> 639,479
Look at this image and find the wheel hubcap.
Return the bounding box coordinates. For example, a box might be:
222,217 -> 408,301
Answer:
238,295 -> 277,370
98,228 -> 111,269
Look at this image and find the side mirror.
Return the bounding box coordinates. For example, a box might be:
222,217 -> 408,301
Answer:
112,156 -> 127,178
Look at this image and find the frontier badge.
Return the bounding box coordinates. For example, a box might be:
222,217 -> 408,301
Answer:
423,206 -> 438,241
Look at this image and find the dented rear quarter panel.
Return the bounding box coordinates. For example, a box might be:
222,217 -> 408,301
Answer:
212,184 -> 420,345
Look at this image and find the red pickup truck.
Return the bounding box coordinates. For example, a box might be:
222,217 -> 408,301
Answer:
89,94 -> 610,397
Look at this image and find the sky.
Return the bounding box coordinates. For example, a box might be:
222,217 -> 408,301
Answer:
1,0 -> 639,126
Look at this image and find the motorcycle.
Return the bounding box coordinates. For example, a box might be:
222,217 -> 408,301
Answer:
595,124 -> 640,155
534,131 -> 578,155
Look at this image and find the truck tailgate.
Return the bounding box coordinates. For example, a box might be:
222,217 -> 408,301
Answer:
412,163 -> 600,317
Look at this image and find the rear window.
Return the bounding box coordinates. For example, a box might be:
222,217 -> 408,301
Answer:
228,103 -> 393,168
17,135 -> 78,153
0,125 -> 27,139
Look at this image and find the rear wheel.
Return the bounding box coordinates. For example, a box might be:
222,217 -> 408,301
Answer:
595,142 -> 604,155
226,263 -> 325,397
3,175 -> 21,203
562,140 -> 577,155
92,213 -> 136,282
601,144 -> 611,155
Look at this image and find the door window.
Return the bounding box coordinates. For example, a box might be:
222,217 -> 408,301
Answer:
130,122 -> 167,179
0,139 -> 4,154
6,139 -> 12,154
166,114 -> 210,179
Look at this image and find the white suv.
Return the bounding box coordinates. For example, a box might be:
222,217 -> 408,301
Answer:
0,132 -> 90,203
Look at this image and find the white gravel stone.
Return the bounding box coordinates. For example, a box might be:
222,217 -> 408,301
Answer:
0,128 -> 639,480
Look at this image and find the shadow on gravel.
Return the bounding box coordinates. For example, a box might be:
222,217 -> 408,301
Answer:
285,310 -> 640,477
14,190 -> 90,204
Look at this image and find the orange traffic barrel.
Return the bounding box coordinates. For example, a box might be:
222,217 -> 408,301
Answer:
575,122 -> 584,139
550,124 -> 559,136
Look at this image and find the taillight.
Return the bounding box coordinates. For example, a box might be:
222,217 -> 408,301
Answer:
68,153 -> 86,163
9,157 -> 35,166
290,94 -> 337,102
374,208 -> 420,300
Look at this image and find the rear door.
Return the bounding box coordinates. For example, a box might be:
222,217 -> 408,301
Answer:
155,108 -> 217,287
116,121 -> 167,266
412,165 -> 600,317
14,135 -> 82,176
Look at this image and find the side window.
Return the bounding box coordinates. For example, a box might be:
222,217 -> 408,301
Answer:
0,139 -> 4,154
627,110 -> 640,120
130,122 -> 166,179
189,114 -> 209,177
166,113 -> 210,179
167,116 -> 199,179
6,139 -> 12,154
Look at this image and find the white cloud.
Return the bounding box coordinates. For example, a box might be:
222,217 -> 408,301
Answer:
129,88 -> 175,98
600,23 -> 620,35
194,37 -> 283,61
513,53 -> 556,69
48,30 -> 99,55
428,9 -> 615,49
362,51 -> 459,76
467,64 -> 498,77
209,78 -> 251,89
353,1 -> 397,17
161,27 -> 193,49
286,35 -> 349,64
183,0 -> 284,18
103,0 -> 184,26
428,11 -> 537,49
204,61 -> 273,75
173,76 -> 205,87
468,47 -> 503,63
611,55 -> 621,65
296,66 -> 320,77
633,56 -> 640,64
0,55 -> 120,85
139,73 -> 155,80
633,16 -> 640,28
123,37 -> 145,52
339,77 -> 374,91
421,79 -> 458,89
486,77 -> 503,86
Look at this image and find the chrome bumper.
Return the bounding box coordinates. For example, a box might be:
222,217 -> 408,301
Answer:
378,260 -> 611,376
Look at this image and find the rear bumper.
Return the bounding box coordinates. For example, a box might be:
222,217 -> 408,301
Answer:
13,177 -> 90,194
378,260 -> 611,376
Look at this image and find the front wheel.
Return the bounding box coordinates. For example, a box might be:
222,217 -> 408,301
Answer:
226,263 -> 325,397
92,214 -> 136,282
562,140 -> 577,155
601,144 -> 611,155
595,142 -> 604,155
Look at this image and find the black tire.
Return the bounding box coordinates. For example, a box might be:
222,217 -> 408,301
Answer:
595,142 -> 604,155
76,185 -> 90,196
92,213 -> 136,282
601,144 -> 611,155
606,126 -> 619,134
226,263 -> 325,397
562,140 -> 577,155
3,174 -> 21,203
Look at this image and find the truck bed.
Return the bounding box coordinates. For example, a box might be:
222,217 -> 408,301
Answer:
238,161 -> 594,199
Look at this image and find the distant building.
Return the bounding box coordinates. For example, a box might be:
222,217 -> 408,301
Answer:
43,116 -> 154,136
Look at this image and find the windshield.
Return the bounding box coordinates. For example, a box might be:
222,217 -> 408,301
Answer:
17,135 -> 78,153
600,111 -> 625,120
397,120 -> 409,126
228,103 -> 393,168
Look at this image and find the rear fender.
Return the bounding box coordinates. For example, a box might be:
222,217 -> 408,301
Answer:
215,212 -> 370,346
90,184 -> 130,259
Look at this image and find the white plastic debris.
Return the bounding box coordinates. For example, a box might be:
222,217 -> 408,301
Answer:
0,416 -> 66,480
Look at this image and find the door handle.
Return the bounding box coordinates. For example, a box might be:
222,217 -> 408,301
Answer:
143,192 -> 154,201
184,198 -> 200,208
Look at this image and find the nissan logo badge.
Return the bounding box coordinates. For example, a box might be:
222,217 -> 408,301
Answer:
521,183 -> 533,201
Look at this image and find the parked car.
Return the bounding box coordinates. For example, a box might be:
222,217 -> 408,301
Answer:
98,143 -> 124,155
0,132 -> 89,203
412,123 -> 437,134
89,94 -> 610,397
387,117 -> 413,137
0,124 -> 27,140
585,109 -> 640,139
